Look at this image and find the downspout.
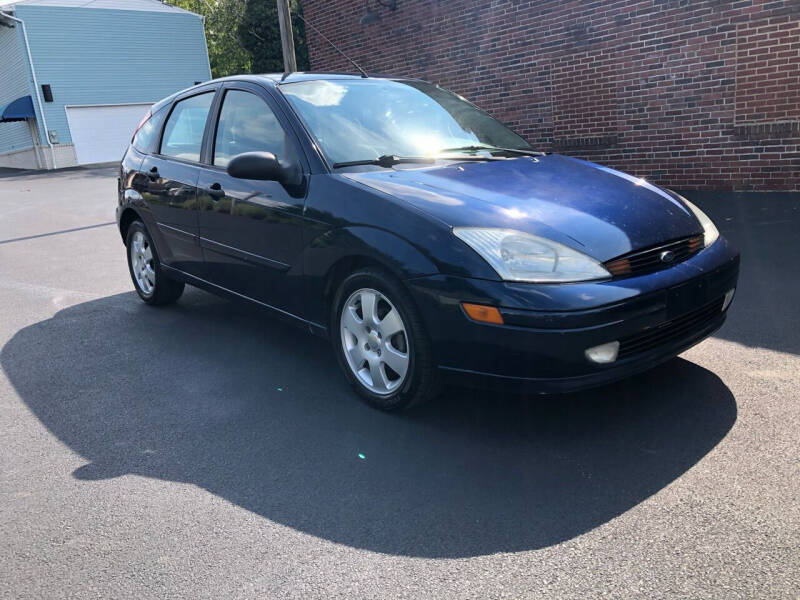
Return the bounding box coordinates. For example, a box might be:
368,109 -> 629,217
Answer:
27,119 -> 43,168
1,10 -> 57,168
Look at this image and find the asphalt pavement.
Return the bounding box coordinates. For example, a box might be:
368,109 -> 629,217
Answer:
0,166 -> 797,599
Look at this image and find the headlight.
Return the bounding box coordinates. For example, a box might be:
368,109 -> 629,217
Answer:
676,195 -> 719,248
453,228 -> 610,283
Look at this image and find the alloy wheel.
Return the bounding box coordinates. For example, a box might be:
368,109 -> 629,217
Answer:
340,288 -> 410,395
130,230 -> 155,296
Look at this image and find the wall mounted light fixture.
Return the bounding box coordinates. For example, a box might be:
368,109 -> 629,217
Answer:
360,0 -> 398,25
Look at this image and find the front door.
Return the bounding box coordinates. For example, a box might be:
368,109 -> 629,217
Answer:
140,90 -> 215,276
197,85 -> 308,312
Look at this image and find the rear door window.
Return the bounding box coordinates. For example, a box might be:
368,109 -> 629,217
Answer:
160,92 -> 214,162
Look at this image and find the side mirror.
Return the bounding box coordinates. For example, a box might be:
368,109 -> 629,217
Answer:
226,151 -> 284,182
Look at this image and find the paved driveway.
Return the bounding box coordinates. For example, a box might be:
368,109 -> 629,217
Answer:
0,167 -> 797,599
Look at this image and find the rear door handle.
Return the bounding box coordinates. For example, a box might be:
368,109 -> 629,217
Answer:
208,182 -> 225,200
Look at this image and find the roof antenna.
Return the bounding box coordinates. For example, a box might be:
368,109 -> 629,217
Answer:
293,13 -> 369,78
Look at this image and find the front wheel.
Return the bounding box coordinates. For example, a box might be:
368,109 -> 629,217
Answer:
332,268 -> 440,411
125,220 -> 184,305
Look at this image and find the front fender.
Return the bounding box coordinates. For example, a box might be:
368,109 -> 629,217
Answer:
306,226 -> 439,279
302,226 -> 440,329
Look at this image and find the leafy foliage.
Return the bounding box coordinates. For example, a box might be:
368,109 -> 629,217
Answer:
238,0 -> 309,74
172,0 -> 252,78
171,0 -> 311,78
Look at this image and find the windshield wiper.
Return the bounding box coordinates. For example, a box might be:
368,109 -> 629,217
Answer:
437,144 -> 544,157
332,155 -> 436,169
330,148 -> 533,169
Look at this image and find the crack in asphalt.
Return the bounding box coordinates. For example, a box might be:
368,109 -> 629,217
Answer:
0,222 -> 115,245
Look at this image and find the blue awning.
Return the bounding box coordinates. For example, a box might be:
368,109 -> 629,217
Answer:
0,95 -> 35,122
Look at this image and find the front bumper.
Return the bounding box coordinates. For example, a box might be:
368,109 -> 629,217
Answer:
406,236 -> 740,394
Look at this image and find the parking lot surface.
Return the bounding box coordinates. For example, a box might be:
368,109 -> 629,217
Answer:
0,166 -> 798,599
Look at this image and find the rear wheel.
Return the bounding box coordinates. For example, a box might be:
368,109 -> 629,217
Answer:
332,268 -> 440,410
125,220 -> 184,305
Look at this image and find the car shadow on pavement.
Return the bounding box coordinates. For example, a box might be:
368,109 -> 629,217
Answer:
1,289 -> 736,558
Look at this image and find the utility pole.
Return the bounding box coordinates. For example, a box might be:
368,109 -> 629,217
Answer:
276,0 -> 297,73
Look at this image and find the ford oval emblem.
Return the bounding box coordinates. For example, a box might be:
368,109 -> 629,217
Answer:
660,250 -> 676,263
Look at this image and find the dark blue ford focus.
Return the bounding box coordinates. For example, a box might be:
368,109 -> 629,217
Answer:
117,73 -> 739,410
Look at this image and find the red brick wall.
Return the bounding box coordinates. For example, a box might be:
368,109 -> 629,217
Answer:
301,0 -> 800,190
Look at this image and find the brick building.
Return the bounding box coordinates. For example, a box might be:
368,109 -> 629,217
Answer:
302,0 -> 800,190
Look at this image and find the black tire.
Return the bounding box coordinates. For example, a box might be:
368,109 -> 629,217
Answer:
331,267 -> 440,411
125,220 -> 184,306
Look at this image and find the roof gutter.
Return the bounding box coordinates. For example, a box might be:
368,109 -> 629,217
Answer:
0,10 -> 57,168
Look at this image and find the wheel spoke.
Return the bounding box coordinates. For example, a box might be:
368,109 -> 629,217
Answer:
143,245 -> 153,262
379,308 -> 404,337
360,291 -> 378,326
347,343 -> 364,366
368,359 -> 389,393
144,265 -> 156,285
341,306 -> 363,337
381,344 -> 408,378
343,330 -> 364,363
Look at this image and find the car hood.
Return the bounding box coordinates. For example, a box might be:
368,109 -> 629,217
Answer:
343,154 -> 702,261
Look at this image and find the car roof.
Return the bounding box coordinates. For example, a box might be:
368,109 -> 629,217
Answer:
241,72 -> 419,84
150,72 -> 422,113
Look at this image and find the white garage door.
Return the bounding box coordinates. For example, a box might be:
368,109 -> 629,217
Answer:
66,103 -> 153,165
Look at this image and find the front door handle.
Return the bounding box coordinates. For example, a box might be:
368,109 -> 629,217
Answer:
208,182 -> 225,200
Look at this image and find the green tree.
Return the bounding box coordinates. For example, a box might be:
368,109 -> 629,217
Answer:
172,0 -> 252,78
238,0 -> 309,73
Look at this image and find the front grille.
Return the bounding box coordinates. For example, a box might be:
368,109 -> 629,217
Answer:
604,235 -> 703,278
617,296 -> 724,360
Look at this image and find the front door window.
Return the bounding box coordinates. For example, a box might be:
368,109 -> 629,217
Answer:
213,90 -> 296,168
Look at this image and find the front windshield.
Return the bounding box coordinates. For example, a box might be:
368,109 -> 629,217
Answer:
279,79 -> 534,165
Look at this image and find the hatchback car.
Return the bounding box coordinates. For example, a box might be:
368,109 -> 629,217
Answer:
117,73 -> 739,410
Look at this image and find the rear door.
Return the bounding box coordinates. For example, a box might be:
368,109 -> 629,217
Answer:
196,83 -> 308,312
140,90 -> 216,276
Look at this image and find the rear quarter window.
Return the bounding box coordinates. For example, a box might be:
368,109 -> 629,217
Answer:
132,107 -> 167,154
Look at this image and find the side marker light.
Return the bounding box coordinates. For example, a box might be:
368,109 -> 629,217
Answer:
462,303 -> 504,325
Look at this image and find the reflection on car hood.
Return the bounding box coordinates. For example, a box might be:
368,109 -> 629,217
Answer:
344,154 -> 702,261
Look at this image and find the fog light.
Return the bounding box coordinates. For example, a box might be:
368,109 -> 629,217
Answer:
585,341 -> 620,364
721,288 -> 736,312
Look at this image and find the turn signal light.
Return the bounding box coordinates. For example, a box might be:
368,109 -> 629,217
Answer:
462,303 -> 504,325
605,257 -> 631,276
688,235 -> 704,252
